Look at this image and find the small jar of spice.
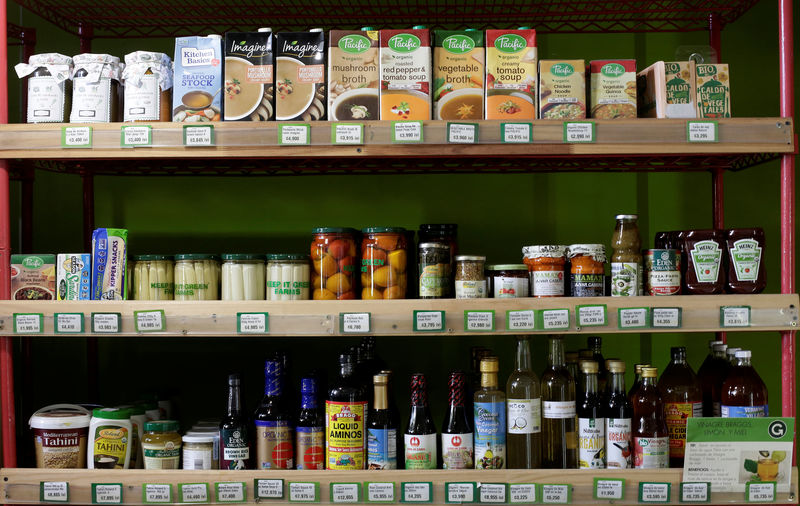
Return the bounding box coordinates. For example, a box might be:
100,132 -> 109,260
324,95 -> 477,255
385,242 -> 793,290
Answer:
70,53 -> 122,123
122,51 -> 173,122
567,244 -> 606,297
454,255 -> 487,299
522,245 -> 568,297
14,53 -> 74,123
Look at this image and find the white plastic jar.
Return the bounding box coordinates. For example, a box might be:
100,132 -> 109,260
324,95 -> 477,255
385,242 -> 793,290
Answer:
186,428 -> 220,469
267,254 -> 311,300
88,408 -> 132,469
29,404 -> 91,469
222,254 -> 266,300
183,434 -> 216,470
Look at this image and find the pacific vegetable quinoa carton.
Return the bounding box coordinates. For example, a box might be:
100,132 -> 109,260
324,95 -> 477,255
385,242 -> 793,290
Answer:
380,27 -> 432,120
589,59 -> 637,119
695,63 -> 730,118
485,28 -> 537,120
433,29 -> 484,120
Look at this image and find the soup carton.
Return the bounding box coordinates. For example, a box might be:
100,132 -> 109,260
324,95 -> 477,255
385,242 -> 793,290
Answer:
380,28 -> 431,120
538,59 -> 586,119
224,29 -> 274,121
485,29 -> 537,120
173,34 -> 224,122
589,59 -> 637,119
696,63 -> 730,118
57,254 -> 91,300
433,29 -> 484,120
11,254 -> 56,300
328,29 -> 380,121
275,29 -> 326,121
637,61 -> 697,118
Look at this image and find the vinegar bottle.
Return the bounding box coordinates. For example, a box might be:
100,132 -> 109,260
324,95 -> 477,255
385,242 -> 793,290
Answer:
220,374 -> 252,470
404,374 -> 437,469
605,360 -> 633,469
474,357 -> 506,469
295,377 -> 324,470
541,336 -> 577,469
632,367 -> 668,469
254,359 -> 294,469
697,341 -> 729,417
577,361 -> 604,469
721,350 -> 768,417
659,346 -> 702,468
506,336 -> 542,469
442,371 -> 474,469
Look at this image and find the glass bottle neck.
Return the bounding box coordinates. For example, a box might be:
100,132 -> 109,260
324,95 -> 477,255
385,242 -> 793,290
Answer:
641,376 -> 657,389
340,363 -> 356,379
735,356 -> 752,367
583,373 -> 598,397
515,337 -> 532,371
300,392 -> 317,410
609,372 -> 626,394
264,374 -> 282,397
548,339 -> 565,367
227,384 -> 242,415
481,372 -> 498,389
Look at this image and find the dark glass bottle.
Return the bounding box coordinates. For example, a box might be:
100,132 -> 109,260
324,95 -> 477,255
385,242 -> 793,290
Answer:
605,360 -> 633,469
628,363 -> 650,399
367,373 -> 398,469
565,351 -> 580,386
506,336 -> 542,469
541,336 -> 577,469
697,341 -> 729,417
588,336 -> 607,392
404,373 -> 438,469
632,367 -> 668,469
255,360 -> 294,470
295,377 -> 324,470
577,361 -> 604,469
660,346 -> 702,468
326,352 -> 368,470
220,373 -> 252,470
721,350 -> 768,417
442,371 -> 474,469
379,370 -> 403,468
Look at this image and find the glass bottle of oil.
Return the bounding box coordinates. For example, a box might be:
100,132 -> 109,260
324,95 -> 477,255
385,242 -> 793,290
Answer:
506,336 -> 542,469
541,336 -> 577,469
474,357 -> 506,469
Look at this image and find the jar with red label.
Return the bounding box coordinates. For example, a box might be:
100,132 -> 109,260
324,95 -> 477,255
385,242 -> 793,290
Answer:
522,245 -> 567,297
361,227 -> 408,299
311,227 -> 359,300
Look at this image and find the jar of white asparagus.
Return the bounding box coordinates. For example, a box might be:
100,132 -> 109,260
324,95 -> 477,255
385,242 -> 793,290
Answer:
174,254 -> 220,300
267,254 -> 311,300
221,254 -> 266,300
130,255 -> 174,300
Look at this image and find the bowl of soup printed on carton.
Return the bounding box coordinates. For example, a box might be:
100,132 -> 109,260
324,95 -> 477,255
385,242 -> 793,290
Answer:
433,29 -> 484,120
276,29 -> 326,121
224,29 -> 275,121
590,59 -> 637,119
173,35 -> 224,123
57,254 -> 91,300
485,29 -> 537,120
538,59 -> 586,119
11,254 -> 55,300
695,63 -> 730,118
380,28 -> 432,120
328,29 -> 380,121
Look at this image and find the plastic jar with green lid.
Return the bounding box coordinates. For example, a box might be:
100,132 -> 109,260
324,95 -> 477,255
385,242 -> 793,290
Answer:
174,254 -> 220,300
142,420 -> 181,470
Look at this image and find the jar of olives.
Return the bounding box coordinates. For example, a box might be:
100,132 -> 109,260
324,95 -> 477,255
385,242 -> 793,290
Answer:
361,227 -> 408,299
311,227 -> 359,300
14,53 -> 74,123
70,53 -> 122,123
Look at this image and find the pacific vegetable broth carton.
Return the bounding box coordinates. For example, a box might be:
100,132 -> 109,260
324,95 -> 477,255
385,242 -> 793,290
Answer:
695,63 -> 730,118
433,30 -> 484,120
485,29 -> 537,120
589,59 -> 637,119
91,228 -> 128,300
328,29 -> 380,121
276,30 -> 326,120
538,59 -> 586,119
224,30 -> 274,121
57,254 -> 91,300
11,254 -> 55,300
379,28 -> 431,120
173,35 -> 224,122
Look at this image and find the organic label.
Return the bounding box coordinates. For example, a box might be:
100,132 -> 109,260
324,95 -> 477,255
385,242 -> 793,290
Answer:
296,426 -> 324,470
220,427 -> 250,470
605,418 -> 633,469
729,239 -> 762,281
441,433 -> 474,469
634,436 -> 668,468
367,428 -> 397,470
455,280 -> 487,298
578,417 -> 606,469
474,401 -> 506,469
665,402 -> 703,459
91,425 -> 129,469
255,420 -> 294,469
507,399 -> 541,434
143,441 -> 180,469
690,240 -> 722,283
404,433 -> 437,469
326,401 -> 367,470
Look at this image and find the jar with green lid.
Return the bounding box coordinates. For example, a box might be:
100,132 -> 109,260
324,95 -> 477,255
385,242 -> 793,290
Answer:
311,227 -> 359,300
174,254 -> 220,300
142,420 -> 181,470
131,255 -> 174,300
222,254 -> 266,300
267,254 -> 310,301
487,264 -> 530,298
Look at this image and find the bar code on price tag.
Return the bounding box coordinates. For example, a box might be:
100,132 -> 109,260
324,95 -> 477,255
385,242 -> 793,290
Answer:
687,121 -> 718,142
280,124 -> 310,145
392,121 -> 423,143
134,310 -> 165,332
142,484 -> 172,504
721,306 -> 751,327
680,482 -> 710,503
92,484 -> 122,504
183,125 -> 214,146
577,305 -> 607,327
508,484 -> 536,504
340,312 -> 371,334
639,483 -> 670,503
563,122 -> 595,143
746,482 -> 775,503
464,310 -> 495,331
92,313 -> 120,333
332,123 -> 364,145
447,123 -> 478,143
507,310 -> 536,331
618,307 -> 649,329
14,313 -> 43,334
652,307 -> 681,328
55,313 -> 84,334
479,483 -> 507,503
40,482 -> 69,503
446,483 -> 475,504
180,483 -> 209,503
365,483 -> 394,503
215,483 -> 246,503
331,483 -> 360,503
539,309 -> 570,331
541,484 -> 570,504
501,123 -> 531,143
414,310 -> 444,332
237,313 -> 268,334
593,478 -> 624,500
121,125 -> 152,147
255,479 -> 283,499
62,126 -> 92,147
402,483 -> 432,503
289,482 -> 318,503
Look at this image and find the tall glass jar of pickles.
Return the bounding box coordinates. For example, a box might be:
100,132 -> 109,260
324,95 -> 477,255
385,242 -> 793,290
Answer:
311,227 -> 359,300
221,254 -> 266,300
361,227 -> 408,299
131,255 -> 174,300
174,254 -> 220,300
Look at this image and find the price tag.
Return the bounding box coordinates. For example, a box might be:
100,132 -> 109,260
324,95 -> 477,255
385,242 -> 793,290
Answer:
447,123 -> 478,144
563,122 -> 595,143
14,313 -> 43,334
62,126 -> 92,148
55,313 -> 84,334
92,484 -> 122,504
576,304 -> 607,327
289,482 -> 319,503
541,484 -> 571,504
414,310 -> 445,332
479,484 -> 507,503
340,312 -> 371,334
134,310 -> 165,332
280,124 -> 311,145
618,307 -> 649,329
593,478 -> 624,500
745,482 -> 775,503
506,310 -> 536,331
180,483 -> 209,503
121,125 -> 152,147
142,484 -> 172,504
539,309 -> 570,331
687,121 -> 718,143
91,313 -> 121,333
401,483 -> 432,503
332,123 -> 364,145
237,312 -> 269,334
464,310 -> 495,332
651,308 -> 682,328
446,483 -> 476,504
508,485 -> 536,504
501,123 -> 531,143
183,125 -> 214,146
365,483 -> 394,503
638,483 -> 670,503
215,483 -> 246,503
392,121 -> 424,143
331,483 -> 361,503
40,482 -> 69,503
679,482 -> 710,503
721,306 -> 751,327
255,479 -> 284,500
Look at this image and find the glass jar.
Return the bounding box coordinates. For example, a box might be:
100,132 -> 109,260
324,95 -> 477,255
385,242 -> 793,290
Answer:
131,255 -> 174,300
610,214 -> 643,297
418,242 -> 451,299
454,255 -> 487,299
522,245 -> 567,297
267,254 -> 311,300
174,254 -> 220,300
185,429 -> 220,469
418,224 -> 457,295
142,420 -> 181,470
70,53 -> 122,123
361,227 -> 408,299
222,254 -> 266,300
122,51 -> 173,122
311,227 -> 359,300
182,434 -> 215,470
567,244 -> 606,297
14,53 -> 73,123
488,264 -> 529,298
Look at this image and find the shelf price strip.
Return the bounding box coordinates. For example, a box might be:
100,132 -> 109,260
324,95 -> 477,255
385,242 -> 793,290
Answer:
92,484 -> 122,505
506,309 -> 536,331
142,484 -> 172,504
651,307 -> 681,328
538,309 -> 570,331
40,482 -> 69,503
563,122 -> 595,143
593,478 -> 624,501
62,126 -> 92,148
576,304 -> 607,327
401,483 -> 432,503
183,125 -> 214,146
721,305 -> 751,327
464,310 -> 495,332
508,484 -> 536,504
121,125 -> 152,147
618,307 -> 649,329
134,309 -> 165,332
501,122 -> 531,143
340,312 -> 371,334
479,483 -> 507,504
541,484 -> 571,504
392,121 -> 424,143
55,313 -> 85,334
332,123 -> 364,145
638,483 -> 670,503
679,482 -> 710,503
280,124 -> 311,145
237,312 -> 269,334
447,122 -> 479,144
745,482 -> 776,503
446,482 -> 476,504
215,482 -> 246,503
255,479 -> 284,500
687,120 -> 719,143
91,313 -> 121,333
179,483 -> 210,504
289,482 -> 319,503
331,483 -> 361,504
414,310 -> 445,332
13,313 -> 43,334
364,483 -> 395,503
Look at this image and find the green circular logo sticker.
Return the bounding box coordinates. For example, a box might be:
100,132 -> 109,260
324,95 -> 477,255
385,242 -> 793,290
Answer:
388,34 -> 421,53
442,34 -> 475,54
494,34 -> 526,53
601,63 -> 625,78
338,34 -> 371,54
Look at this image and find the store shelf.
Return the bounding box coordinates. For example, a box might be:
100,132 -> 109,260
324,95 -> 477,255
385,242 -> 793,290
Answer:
11,0 -> 762,38
1,294 -> 796,337
1,467 -> 797,505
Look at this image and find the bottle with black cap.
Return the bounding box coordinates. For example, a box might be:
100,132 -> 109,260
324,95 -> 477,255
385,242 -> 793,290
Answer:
220,373 -> 251,470
326,351 -> 367,470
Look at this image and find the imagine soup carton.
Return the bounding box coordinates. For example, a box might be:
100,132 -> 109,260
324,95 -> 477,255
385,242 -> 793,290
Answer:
224,29 -> 274,121
276,30 -> 326,121
380,28 -> 431,120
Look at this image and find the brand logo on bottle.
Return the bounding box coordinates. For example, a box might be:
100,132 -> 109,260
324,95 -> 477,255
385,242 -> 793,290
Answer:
338,34 -> 370,54
388,34 -> 421,53
98,428 -> 126,440
551,63 -> 575,77
409,436 -> 420,446
730,238 -> 761,281
451,436 -> 462,446
601,63 -> 626,77
22,256 -> 44,269
494,34 -> 525,53
690,240 -> 722,283
442,34 -> 475,54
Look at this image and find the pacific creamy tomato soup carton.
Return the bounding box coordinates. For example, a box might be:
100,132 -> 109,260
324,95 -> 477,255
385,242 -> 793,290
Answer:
695,63 -> 730,118
485,28 -> 537,120
433,29 -> 484,120
380,27 -> 431,120
276,29 -> 326,121
172,34 -> 224,122
538,59 -> 586,119
224,29 -> 274,121
589,59 -> 637,119
328,28 -> 380,121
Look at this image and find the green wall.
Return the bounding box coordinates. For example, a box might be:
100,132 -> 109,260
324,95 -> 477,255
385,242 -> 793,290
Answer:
4,0 -> 799,462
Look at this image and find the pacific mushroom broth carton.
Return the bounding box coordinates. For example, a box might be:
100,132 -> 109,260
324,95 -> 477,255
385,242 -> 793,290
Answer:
380,28 -> 432,120
433,30 -> 484,120
485,29 -> 537,120
328,29 -> 380,121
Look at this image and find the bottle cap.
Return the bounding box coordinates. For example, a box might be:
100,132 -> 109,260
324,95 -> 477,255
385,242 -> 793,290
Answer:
580,360 -> 599,374
712,343 -> 728,352
634,363 -> 650,374
258,27 -> 273,32
726,347 -> 741,357
615,214 -> 639,221
144,420 -> 179,432
709,339 -> 724,349
641,367 -> 658,378
479,356 -> 499,373
361,27 -> 375,31
565,351 -> 579,362
579,349 -> 593,359
607,360 -> 626,373
227,374 -> 240,386
373,373 -> 389,385
735,350 -> 752,358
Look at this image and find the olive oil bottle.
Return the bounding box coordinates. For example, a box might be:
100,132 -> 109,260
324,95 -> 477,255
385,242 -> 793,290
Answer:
506,336 -> 542,469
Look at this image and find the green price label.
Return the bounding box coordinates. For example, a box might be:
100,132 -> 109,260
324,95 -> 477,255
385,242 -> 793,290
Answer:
62,126 -> 92,148
92,483 -> 122,504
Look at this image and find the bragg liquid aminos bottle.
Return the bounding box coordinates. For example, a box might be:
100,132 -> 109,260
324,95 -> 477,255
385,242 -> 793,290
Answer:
254,360 -> 294,469
326,352 -> 368,470
541,336 -> 577,469
220,374 -> 252,470
605,360 -> 633,469
577,361 -> 605,469
404,373 -> 438,469
367,373 -> 398,469
721,350 -> 768,418
697,340 -> 729,417
295,377 -> 324,470
632,367 -> 668,469
506,336 -> 542,469
442,372 -> 474,469
659,346 -> 702,468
